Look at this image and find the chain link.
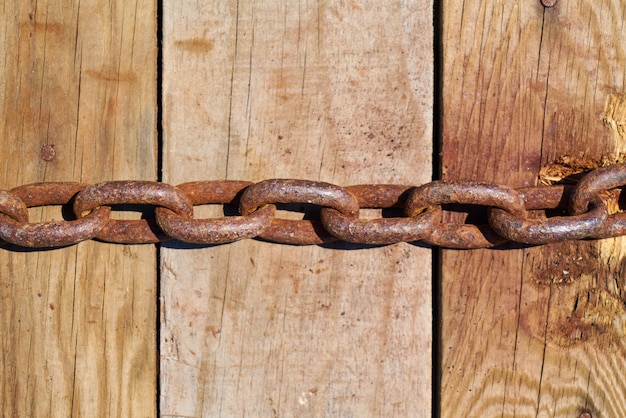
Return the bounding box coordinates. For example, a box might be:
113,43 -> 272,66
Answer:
2,164 -> 626,249
0,183 -> 111,247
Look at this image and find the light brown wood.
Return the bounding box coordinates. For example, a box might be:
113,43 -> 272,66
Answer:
161,0 -> 433,416
0,1 -> 157,416
442,0 -> 626,416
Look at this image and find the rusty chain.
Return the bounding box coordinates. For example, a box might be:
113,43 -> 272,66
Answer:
1,164 -> 626,249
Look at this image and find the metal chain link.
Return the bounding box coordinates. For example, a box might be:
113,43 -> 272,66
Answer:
2,164 -> 626,249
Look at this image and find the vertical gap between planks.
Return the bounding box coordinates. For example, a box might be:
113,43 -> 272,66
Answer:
156,0 -> 164,183
156,0 -> 164,414
432,0 -> 443,416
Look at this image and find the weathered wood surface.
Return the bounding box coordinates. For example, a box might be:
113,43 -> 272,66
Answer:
0,1 -> 157,416
161,0 -> 433,416
442,0 -> 626,416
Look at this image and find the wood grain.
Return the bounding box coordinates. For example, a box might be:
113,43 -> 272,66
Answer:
442,0 -> 626,416
0,1 -> 157,416
161,0 -> 432,416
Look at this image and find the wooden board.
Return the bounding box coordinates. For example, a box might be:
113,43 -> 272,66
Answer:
442,0 -> 626,416
0,1 -> 157,416
161,0 -> 433,416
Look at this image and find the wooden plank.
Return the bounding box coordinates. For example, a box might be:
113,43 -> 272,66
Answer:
0,1 -> 157,416
442,0 -> 626,416
161,0 -> 433,416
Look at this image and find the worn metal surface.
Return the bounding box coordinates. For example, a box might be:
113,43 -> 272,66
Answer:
74,181 -> 193,243
405,180 -> 525,248
321,185 -> 442,245
239,179 -> 360,244
489,194 -> 607,244
0,183 -> 110,247
155,181 -> 275,244
0,165 -> 625,248
571,164 -> 626,239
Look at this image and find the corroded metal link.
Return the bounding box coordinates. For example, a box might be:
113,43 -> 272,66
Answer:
155,181 -> 275,244
345,184 -> 415,208
261,219 -> 336,245
74,181 -> 194,244
0,183 -> 110,247
240,179 -> 360,245
424,224 -> 508,249
405,181 -> 527,217
571,164 -> 626,214
490,182 -> 609,245
517,185 -> 571,210
570,163 -> 626,239
405,181 -> 526,248
321,185 -> 442,245
0,190 -> 29,223
489,194 -> 608,245
1,165 -> 626,248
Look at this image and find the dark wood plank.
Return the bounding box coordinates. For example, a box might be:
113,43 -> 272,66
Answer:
442,1 -> 626,416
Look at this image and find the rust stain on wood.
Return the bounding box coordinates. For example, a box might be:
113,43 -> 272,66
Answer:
527,242 -> 599,286
19,21 -> 68,38
174,38 -> 215,54
555,288 -> 626,349
85,69 -> 137,82
519,289 -> 626,350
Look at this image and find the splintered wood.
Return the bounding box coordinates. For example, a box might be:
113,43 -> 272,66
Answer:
160,0 -> 433,416
603,94 -> 626,144
443,0 -> 626,416
539,155 -> 626,185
